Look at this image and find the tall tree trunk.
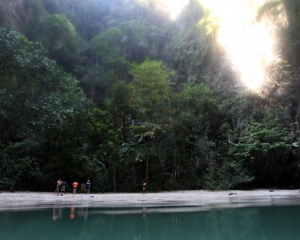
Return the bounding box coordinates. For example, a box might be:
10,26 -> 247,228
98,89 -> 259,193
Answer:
145,140 -> 151,182
296,73 -> 300,127
282,0 -> 299,27
132,153 -> 136,185
113,154 -> 116,192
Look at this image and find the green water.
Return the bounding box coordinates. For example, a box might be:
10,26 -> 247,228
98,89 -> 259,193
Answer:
1,204 -> 300,240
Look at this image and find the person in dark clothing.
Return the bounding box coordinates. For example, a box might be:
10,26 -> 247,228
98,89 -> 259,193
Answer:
61,180 -> 66,195
10,181 -> 16,192
85,180 -> 91,194
81,182 -> 85,193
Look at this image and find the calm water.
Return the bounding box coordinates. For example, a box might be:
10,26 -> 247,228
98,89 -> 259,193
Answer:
1,204 -> 300,240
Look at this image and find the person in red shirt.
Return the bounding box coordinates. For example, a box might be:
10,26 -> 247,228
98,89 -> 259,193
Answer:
142,180 -> 147,194
72,180 -> 78,194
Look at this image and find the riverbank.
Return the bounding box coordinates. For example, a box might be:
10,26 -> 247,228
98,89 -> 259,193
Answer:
1,189 -> 300,211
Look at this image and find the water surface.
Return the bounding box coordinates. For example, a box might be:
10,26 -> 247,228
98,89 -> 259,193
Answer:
1,204 -> 300,240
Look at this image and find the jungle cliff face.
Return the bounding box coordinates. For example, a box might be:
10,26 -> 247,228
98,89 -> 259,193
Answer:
0,0 -> 44,33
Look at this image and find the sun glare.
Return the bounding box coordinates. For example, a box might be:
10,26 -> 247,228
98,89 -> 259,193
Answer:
157,0 -> 189,19
200,0 -> 279,89
158,0 -> 281,89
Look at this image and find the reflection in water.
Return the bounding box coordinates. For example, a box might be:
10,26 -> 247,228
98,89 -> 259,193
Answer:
2,205 -> 300,239
70,205 -> 75,220
52,201 -> 64,221
77,204 -> 89,220
83,207 -> 88,220
53,202 -> 89,221
52,204 -> 57,221
142,206 -> 146,218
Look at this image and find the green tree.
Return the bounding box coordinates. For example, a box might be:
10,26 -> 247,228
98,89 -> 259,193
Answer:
130,58 -> 173,182
171,82 -> 221,189
42,14 -> 77,52
39,13 -> 79,66
130,58 -> 173,121
230,116 -> 295,187
0,28 -> 93,190
104,81 -> 135,191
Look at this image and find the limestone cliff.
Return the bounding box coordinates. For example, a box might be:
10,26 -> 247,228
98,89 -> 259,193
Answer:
0,0 -> 44,33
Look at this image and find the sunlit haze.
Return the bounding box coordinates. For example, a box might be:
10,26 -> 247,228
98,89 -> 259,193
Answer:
200,0 -> 279,89
160,0 -> 281,89
157,0 -> 189,19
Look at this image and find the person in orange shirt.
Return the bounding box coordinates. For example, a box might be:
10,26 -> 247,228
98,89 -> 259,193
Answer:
72,180 -> 78,194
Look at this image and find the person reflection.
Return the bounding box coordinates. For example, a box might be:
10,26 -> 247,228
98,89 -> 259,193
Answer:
84,207 -> 89,220
70,205 -> 75,220
58,202 -> 63,219
78,206 -> 83,218
53,201 -> 64,221
142,206 -> 146,218
53,203 -> 58,221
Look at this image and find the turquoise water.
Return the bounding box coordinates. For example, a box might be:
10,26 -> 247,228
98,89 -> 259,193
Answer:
1,204 -> 300,240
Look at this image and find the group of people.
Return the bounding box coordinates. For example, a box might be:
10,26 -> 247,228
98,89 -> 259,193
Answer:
55,179 -> 147,195
54,179 -> 67,195
55,179 -> 91,195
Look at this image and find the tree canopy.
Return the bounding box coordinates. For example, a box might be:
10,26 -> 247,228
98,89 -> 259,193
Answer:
1,0 -> 300,192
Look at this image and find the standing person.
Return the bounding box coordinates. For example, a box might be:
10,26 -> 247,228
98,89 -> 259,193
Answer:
142,180 -> 147,194
81,182 -> 85,193
61,180 -> 66,195
85,180 -> 91,194
55,178 -> 62,195
72,180 -> 78,194
10,181 -> 16,192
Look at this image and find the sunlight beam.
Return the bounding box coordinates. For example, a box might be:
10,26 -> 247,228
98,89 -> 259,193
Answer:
200,0 -> 279,89
158,0 -> 282,89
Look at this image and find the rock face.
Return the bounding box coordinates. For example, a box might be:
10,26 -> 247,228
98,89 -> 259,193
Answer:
0,0 -> 44,33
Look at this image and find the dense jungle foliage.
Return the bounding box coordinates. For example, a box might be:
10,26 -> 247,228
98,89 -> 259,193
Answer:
1,0 -> 300,192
